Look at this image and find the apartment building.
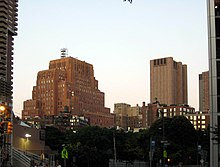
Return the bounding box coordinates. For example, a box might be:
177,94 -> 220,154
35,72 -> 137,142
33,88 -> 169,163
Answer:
0,0 -> 18,105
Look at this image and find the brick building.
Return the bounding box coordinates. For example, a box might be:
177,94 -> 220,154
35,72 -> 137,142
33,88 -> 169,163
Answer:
22,55 -> 114,128
186,111 -> 209,130
199,71 -> 210,113
141,102 -> 208,129
141,102 -> 158,128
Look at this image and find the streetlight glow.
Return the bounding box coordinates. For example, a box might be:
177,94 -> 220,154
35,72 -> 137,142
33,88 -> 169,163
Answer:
0,106 -> 5,112
25,134 -> 31,138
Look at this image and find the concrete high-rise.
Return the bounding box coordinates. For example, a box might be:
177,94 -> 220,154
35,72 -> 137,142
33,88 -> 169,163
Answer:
0,0 -> 18,105
150,57 -> 187,105
22,55 -> 114,128
207,0 -> 220,166
199,71 -> 209,113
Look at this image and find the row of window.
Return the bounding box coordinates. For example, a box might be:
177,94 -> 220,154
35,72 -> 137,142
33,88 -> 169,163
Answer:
153,58 -> 167,66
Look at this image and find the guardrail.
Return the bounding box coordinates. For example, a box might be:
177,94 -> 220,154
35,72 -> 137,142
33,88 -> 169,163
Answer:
13,148 -> 31,167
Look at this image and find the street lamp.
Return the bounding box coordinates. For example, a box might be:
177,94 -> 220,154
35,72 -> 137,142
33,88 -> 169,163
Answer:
0,105 -> 5,112
25,134 -> 31,153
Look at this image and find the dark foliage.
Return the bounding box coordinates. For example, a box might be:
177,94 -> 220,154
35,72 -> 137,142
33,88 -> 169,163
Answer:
44,116 -> 209,167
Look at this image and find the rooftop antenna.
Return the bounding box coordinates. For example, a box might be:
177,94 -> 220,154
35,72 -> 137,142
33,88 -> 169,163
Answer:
61,48 -> 68,58
124,0 -> 132,3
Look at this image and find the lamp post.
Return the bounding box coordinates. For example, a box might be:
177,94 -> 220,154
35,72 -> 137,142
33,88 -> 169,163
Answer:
25,134 -> 31,153
157,105 -> 166,167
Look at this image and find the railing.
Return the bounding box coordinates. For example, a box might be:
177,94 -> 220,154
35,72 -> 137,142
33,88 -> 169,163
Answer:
25,151 -> 49,165
13,148 -> 31,167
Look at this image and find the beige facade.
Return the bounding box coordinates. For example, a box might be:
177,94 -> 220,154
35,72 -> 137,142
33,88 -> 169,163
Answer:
199,71 -> 210,113
150,57 -> 187,105
114,103 -> 142,130
22,56 -> 114,128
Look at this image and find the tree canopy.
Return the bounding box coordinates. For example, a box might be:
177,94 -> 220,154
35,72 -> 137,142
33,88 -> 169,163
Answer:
44,116 -> 209,167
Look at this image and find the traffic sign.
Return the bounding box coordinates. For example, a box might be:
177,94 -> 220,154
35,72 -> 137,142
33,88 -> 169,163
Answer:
163,150 -> 167,158
61,147 -> 68,159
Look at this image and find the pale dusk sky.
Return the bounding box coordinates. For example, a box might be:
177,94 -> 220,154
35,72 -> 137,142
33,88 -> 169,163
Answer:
13,0 -> 208,116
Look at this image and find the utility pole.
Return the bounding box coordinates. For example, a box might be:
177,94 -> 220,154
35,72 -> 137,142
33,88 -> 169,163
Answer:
113,130 -> 117,167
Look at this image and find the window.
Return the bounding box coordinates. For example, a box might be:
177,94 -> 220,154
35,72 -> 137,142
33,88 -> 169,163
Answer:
217,62 -> 220,77
216,18 -> 220,37
216,39 -> 220,59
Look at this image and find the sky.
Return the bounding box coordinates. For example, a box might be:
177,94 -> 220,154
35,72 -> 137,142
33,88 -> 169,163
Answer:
13,0 -> 208,117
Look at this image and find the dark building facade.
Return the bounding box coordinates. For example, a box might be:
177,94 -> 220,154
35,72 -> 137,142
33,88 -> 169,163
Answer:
0,0 -> 18,105
22,56 -> 114,128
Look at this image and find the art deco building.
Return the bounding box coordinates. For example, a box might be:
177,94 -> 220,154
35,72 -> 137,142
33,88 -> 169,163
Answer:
150,57 -> 187,105
22,55 -> 114,128
0,0 -> 18,105
199,71 -> 210,113
207,0 -> 220,166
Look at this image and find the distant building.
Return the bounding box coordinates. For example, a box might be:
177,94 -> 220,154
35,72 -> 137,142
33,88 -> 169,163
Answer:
114,103 -> 142,130
141,102 -> 158,128
22,55 -> 114,128
142,102 -> 196,128
0,0 -> 18,105
54,111 -> 89,132
150,57 -> 187,105
186,111 -> 209,130
199,71 -> 209,113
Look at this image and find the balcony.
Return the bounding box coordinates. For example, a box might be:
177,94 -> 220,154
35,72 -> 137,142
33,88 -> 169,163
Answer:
0,69 -> 6,76
0,59 -> 6,65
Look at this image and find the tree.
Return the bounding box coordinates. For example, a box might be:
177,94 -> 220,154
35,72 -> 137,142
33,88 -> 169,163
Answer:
45,126 -> 66,151
147,116 -> 198,165
66,126 -> 112,167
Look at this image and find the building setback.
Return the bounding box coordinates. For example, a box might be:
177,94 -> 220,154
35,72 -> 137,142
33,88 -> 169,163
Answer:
150,57 -> 187,105
199,71 -> 209,113
0,0 -> 18,105
22,56 -> 114,128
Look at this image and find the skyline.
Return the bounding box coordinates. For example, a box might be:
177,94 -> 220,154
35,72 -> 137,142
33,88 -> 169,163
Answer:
13,0 -> 208,117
